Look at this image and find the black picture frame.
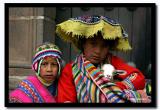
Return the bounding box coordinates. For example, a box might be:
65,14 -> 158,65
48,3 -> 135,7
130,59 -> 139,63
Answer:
5,3 -> 157,108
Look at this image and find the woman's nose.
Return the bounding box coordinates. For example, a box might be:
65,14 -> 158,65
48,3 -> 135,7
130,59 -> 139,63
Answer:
94,46 -> 101,54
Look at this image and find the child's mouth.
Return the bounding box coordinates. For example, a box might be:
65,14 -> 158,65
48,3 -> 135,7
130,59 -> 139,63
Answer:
44,75 -> 53,78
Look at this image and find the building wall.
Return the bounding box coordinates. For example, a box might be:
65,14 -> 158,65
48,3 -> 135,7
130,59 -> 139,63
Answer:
9,7 -> 56,91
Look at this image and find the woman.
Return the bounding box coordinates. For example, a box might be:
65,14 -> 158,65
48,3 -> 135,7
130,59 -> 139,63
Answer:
56,15 -> 150,103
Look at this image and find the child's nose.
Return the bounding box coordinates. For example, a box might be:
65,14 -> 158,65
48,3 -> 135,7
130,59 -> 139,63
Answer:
47,64 -> 52,71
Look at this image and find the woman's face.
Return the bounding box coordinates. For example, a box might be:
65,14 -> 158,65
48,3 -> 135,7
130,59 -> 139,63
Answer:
83,36 -> 109,65
40,57 -> 58,83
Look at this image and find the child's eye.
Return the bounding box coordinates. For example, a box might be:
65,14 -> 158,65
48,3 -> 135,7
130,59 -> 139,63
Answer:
41,62 -> 48,66
51,63 -> 58,66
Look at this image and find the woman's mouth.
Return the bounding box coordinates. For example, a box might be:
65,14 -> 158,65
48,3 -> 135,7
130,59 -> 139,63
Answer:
92,56 -> 100,60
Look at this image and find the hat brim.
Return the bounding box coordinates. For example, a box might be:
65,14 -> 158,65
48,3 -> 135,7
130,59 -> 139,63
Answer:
56,19 -> 132,52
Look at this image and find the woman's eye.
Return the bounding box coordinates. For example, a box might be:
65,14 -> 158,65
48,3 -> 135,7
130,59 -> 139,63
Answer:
89,41 -> 95,46
91,42 -> 95,44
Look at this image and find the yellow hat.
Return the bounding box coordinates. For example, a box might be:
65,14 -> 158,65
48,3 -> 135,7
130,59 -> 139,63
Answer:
56,15 -> 132,52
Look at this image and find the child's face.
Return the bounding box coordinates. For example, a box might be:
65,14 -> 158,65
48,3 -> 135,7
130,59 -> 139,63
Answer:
40,57 -> 58,83
83,36 -> 109,65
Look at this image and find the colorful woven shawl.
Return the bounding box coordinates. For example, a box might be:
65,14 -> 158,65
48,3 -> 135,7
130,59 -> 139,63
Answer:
72,54 -> 148,103
9,75 -> 56,103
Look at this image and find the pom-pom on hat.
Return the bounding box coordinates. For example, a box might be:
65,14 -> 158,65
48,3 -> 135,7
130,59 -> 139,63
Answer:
56,15 -> 132,52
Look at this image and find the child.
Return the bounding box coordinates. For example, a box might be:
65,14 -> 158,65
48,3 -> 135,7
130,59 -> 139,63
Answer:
9,43 -> 62,103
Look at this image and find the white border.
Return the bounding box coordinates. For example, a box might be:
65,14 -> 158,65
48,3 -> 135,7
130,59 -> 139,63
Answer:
0,1 -> 159,110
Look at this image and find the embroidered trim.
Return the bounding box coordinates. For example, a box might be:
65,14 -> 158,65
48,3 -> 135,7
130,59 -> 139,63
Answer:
69,16 -> 120,26
122,77 -> 135,90
18,79 -> 44,103
121,73 -> 138,90
124,90 -> 141,103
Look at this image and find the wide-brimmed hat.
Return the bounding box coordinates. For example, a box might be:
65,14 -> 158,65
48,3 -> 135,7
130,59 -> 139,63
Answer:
56,15 -> 132,52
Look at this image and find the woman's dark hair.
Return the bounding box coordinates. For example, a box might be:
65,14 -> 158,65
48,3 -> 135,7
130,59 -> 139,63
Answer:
78,32 -> 118,51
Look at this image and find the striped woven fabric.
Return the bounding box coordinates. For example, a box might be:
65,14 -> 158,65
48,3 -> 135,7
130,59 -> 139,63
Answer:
72,55 -> 101,102
9,75 -> 56,103
72,54 -> 148,103
72,54 -> 126,103
18,79 -> 44,103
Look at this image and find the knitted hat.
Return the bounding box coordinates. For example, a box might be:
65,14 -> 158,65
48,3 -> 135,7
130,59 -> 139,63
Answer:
32,43 -> 62,78
56,15 -> 132,52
